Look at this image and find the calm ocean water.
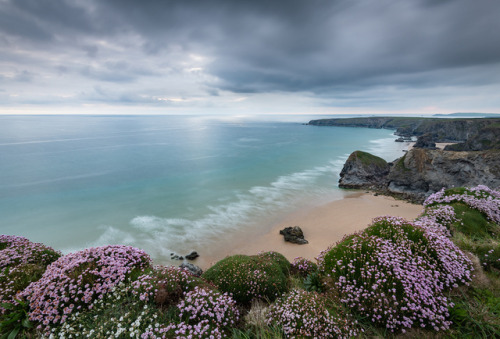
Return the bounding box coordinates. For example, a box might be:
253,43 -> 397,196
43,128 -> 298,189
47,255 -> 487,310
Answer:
0,115 -> 409,263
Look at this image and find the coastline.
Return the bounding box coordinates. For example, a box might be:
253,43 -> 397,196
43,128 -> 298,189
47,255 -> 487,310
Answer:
196,192 -> 423,270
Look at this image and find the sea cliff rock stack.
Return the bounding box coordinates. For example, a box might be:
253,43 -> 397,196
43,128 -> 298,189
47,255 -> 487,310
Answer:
338,151 -> 390,190
330,117 -> 500,202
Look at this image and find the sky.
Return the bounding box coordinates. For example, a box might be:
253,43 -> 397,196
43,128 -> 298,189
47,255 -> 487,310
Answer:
1,0 -> 500,115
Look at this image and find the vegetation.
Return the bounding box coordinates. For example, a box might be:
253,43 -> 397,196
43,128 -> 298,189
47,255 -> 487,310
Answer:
351,150 -> 388,168
0,185 -> 498,338
202,254 -> 289,304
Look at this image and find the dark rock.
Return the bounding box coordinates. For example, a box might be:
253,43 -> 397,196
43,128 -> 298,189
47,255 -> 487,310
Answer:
414,133 -> 437,149
445,125 -> 500,151
171,254 -> 183,260
185,251 -> 199,260
280,226 -> 308,244
338,151 -> 390,190
180,263 -> 203,277
387,148 -> 500,202
395,137 -> 405,142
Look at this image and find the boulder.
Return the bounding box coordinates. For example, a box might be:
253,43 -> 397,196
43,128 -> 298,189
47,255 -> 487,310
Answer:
180,263 -> 203,277
280,226 -> 308,244
185,251 -> 199,260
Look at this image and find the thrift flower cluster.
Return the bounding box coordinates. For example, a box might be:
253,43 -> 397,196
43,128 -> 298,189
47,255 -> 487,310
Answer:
424,185 -> 500,224
0,235 -> 60,313
290,257 -> 318,277
416,205 -> 457,236
318,216 -> 473,332
142,287 -> 239,338
131,266 -> 208,305
22,245 -> 151,333
267,289 -> 359,339
53,282 -> 165,338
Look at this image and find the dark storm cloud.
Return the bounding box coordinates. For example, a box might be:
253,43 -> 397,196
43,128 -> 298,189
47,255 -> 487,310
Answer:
1,0 -> 500,109
93,0 -> 500,93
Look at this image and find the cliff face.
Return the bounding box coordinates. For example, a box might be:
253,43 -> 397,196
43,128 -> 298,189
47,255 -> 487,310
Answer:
309,117 -> 500,142
387,149 -> 500,201
338,148 -> 500,202
445,125 -> 500,151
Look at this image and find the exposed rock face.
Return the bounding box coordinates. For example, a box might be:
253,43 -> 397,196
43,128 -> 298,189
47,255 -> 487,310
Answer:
180,263 -> 203,277
338,148 -> 500,202
338,151 -> 390,189
308,117 -> 500,142
387,149 -> 500,201
279,226 -> 308,244
413,133 -> 437,149
445,125 -> 500,151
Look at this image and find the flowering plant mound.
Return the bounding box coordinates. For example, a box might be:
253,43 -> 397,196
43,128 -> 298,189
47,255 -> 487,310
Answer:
55,282 -> 169,338
366,216 -> 472,289
132,266 -> 213,307
424,185 -> 500,224
202,254 -> 288,304
267,289 -> 359,338
0,235 -> 60,313
178,287 -> 239,330
21,245 -> 151,333
318,216 -> 473,332
257,251 -> 291,276
143,319 -> 224,339
416,205 -> 457,236
290,257 -> 318,277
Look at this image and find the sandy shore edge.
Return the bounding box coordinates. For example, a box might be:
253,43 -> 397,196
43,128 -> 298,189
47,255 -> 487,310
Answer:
196,192 -> 423,270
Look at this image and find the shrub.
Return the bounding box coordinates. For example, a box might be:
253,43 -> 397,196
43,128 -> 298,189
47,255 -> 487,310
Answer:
257,251 -> 290,276
290,257 -> 317,277
131,266 -> 212,307
318,216 -> 473,332
21,245 -> 151,333
267,289 -> 359,338
202,254 -> 288,304
0,235 -> 60,314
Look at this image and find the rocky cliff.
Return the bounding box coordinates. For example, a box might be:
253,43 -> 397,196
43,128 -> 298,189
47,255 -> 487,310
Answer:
309,117 -> 500,142
338,151 -> 390,190
339,148 -> 500,202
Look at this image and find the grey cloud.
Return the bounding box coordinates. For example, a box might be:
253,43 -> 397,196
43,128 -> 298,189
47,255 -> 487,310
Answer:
1,0 -> 500,109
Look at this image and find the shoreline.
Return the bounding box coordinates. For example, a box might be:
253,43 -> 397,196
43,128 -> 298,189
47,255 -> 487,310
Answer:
195,192 -> 423,270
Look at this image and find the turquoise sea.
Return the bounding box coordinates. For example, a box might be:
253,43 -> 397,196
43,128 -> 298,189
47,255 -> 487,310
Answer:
0,115 -> 409,264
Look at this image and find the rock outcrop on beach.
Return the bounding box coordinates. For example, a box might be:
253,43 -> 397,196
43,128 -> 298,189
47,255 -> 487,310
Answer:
339,148 -> 500,202
338,151 -> 390,190
279,226 -> 308,244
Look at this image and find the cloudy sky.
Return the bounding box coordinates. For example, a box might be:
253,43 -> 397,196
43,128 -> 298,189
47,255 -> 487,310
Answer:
1,0 -> 500,115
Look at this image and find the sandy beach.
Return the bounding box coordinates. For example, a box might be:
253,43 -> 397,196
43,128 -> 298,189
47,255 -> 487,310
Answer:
197,192 -> 423,270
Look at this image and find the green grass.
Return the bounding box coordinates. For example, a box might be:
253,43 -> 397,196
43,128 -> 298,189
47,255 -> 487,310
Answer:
351,150 -> 388,168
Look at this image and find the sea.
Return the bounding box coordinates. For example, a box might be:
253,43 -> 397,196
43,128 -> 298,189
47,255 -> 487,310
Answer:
0,114 -> 410,264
